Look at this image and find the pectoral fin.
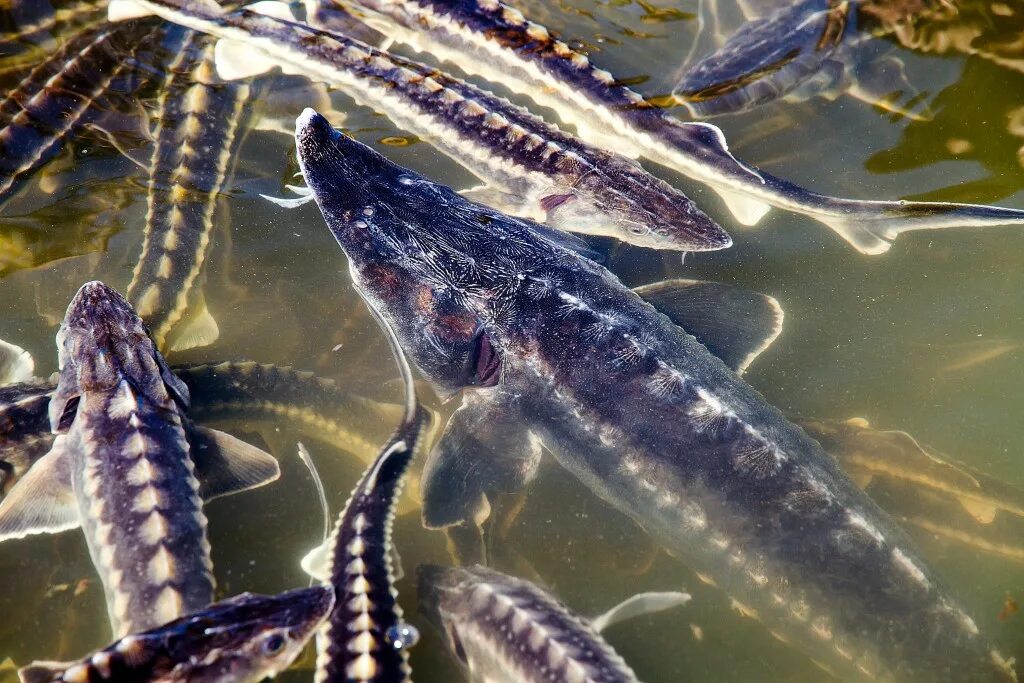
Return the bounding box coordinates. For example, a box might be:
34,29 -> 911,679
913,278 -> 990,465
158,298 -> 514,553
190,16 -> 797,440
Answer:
635,279 -> 784,374
422,390 -> 542,529
713,186 -> 772,226
0,339 -> 34,385
589,591 -> 692,633
166,295 -> 220,353
0,444 -> 78,543
300,540 -> 330,581
188,426 -> 280,501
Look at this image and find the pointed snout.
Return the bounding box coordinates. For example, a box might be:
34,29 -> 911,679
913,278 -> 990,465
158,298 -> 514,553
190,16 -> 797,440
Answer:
64,281 -> 137,328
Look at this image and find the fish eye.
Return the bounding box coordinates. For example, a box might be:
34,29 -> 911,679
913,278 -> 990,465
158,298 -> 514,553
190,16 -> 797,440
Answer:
261,633 -> 287,656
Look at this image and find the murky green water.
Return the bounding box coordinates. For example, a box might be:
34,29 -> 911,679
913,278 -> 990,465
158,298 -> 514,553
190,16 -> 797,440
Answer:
1,1 -> 1024,681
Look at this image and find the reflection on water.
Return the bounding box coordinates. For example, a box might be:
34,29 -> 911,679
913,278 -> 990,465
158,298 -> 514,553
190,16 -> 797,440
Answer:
1,0 -> 1023,681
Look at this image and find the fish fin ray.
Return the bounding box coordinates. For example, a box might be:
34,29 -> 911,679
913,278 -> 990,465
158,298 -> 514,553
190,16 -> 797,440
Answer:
590,591 -> 691,633
189,426 -> 281,501
214,38 -> 302,80
0,445 -> 78,543
244,0 -> 297,20
960,498 -> 999,524
635,279 -> 783,374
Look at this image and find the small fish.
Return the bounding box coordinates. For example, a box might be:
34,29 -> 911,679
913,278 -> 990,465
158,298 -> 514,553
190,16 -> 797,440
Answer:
0,282 -> 280,637
295,110 -> 1014,681
937,339 -> 1020,374
0,20 -> 157,208
126,31 -> 253,353
18,586 -> 334,683
419,564 -> 689,683
304,300 -> 428,682
327,0 -> 1024,253
108,0 -> 732,252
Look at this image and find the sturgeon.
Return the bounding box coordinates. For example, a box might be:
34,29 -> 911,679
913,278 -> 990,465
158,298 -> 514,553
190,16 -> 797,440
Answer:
673,0 -> 869,116
108,0 -> 732,252
324,0 -> 1024,253
0,19 -> 157,208
18,586 -> 333,683
308,306 -> 427,683
0,282 -> 280,637
419,565 -> 689,683
295,109 -> 1015,681
126,31 -> 252,352
676,0 -> 1024,117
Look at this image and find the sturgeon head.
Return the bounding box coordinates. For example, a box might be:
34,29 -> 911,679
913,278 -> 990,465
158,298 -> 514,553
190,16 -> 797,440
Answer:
50,280 -> 189,433
19,587 -> 334,683
295,109 -> 607,399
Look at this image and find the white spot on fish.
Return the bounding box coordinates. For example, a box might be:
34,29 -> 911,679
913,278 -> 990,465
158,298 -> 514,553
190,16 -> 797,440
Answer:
153,586 -> 182,622
347,653 -> 377,680
347,631 -> 377,654
149,546 -> 175,583
108,381 -> 136,418
845,511 -> 885,545
139,511 -> 168,545
891,548 -> 930,588
91,651 -> 112,677
133,486 -> 161,513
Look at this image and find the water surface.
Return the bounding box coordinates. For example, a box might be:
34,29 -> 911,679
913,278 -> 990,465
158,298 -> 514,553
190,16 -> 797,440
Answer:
1,1 -> 1023,680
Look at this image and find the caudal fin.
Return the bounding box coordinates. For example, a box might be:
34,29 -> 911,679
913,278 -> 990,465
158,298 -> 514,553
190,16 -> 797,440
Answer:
810,199 -> 1024,255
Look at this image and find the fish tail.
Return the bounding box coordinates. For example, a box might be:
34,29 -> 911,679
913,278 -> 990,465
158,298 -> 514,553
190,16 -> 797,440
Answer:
797,195 -> 1024,255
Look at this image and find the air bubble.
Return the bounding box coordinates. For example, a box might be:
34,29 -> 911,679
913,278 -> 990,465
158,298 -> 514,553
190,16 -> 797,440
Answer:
385,623 -> 420,650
